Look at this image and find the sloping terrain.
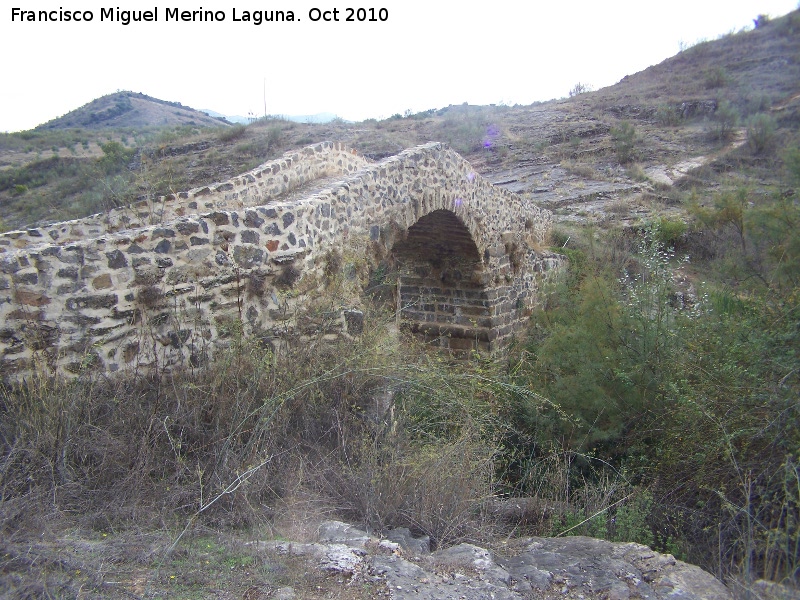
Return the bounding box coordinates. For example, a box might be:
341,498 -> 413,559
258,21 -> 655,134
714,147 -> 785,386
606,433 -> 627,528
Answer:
36,91 -> 230,130
1,11 -> 798,232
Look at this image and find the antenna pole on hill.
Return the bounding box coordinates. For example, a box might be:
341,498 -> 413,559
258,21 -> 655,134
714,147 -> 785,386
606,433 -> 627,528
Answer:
263,78 -> 267,120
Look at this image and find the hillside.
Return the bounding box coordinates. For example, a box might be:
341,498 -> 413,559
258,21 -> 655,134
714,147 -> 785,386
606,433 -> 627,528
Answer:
1,10 -> 799,232
0,9 -> 799,600
35,91 -> 231,130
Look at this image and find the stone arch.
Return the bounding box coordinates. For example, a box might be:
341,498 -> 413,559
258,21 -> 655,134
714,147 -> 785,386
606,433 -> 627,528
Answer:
392,209 -> 492,355
398,189 -> 493,263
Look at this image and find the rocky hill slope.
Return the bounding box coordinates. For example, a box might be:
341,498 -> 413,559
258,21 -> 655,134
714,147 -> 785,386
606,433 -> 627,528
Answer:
35,91 -> 230,130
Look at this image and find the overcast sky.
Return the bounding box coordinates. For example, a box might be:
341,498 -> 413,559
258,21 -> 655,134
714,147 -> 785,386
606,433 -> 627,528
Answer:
1,1 -> 797,132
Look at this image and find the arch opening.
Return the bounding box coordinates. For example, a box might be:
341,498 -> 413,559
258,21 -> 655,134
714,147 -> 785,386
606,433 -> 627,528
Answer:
392,209 -> 491,355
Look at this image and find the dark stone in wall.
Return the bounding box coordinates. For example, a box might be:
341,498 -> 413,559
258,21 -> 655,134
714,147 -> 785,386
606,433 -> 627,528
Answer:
241,230 -> 260,244
176,221 -> 200,235
214,230 -> 236,245
134,268 -> 164,286
344,309 -> 364,335
57,282 -> 84,294
66,294 -> 118,310
275,265 -> 300,288
265,223 -> 281,236
106,250 -> 128,269
233,246 -> 264,268
154,239 -> 172,254
247,270 -> 268,297
64,314 -> 102,326
168,330 -> 192,348
245,211 -> 265,228
138,286 -> 164,307
59,246 -> 85,265
24,322 -> 59,350
13,272 -> 38,285
282,212 -> 295,228
246,305 -> 258,323
57,267 -> 79,280
0,257 -> 20,274
153,228 -> 176,239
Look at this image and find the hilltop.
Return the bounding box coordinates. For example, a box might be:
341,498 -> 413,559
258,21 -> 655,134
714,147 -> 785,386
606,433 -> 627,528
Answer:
35,90 -> 231,130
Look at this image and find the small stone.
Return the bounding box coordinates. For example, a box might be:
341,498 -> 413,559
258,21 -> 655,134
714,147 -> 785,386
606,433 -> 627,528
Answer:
106,250 -> 127,269
175,221 -> 200,235
152,228 -> 176,239
92,274 -> 113,290
240,230 -> 260,244
244,210 -> 264,228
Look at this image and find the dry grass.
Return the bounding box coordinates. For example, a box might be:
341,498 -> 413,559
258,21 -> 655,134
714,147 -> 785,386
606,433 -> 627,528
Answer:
0,310 -> 537,596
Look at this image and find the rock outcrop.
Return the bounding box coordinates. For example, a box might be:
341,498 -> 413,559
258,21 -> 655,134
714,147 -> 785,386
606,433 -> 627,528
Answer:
256,520 -> 732,600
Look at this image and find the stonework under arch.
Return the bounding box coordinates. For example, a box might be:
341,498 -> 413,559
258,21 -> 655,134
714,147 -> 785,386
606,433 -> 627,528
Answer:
392,209 -> 491,353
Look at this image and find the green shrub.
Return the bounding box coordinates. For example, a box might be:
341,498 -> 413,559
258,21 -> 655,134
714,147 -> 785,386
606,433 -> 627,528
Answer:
704,66 -> 730,89
746,113 -> 777,154
743,91 -> 772,116
653,217 -> 687,247
655,104 -> 681,127
709,100 -> 739,142
217,124 -> 247,143
569,82 -> 592,97
610,121 -> 637,164
784,146 -> 800,186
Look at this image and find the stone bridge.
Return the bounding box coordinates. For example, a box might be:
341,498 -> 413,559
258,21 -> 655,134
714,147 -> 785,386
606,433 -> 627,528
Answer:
0,141 -> 560,380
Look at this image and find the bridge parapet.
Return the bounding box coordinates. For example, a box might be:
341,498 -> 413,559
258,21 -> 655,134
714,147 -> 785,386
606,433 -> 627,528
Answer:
0,141 -> 367,251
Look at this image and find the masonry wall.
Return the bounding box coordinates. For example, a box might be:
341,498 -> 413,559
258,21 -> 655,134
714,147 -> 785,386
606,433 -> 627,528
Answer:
0,142 -> 558,381
0,141 -> 367,251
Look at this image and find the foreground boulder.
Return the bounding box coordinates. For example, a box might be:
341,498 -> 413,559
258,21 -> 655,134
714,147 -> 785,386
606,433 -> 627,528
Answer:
258,520 -> 731,600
